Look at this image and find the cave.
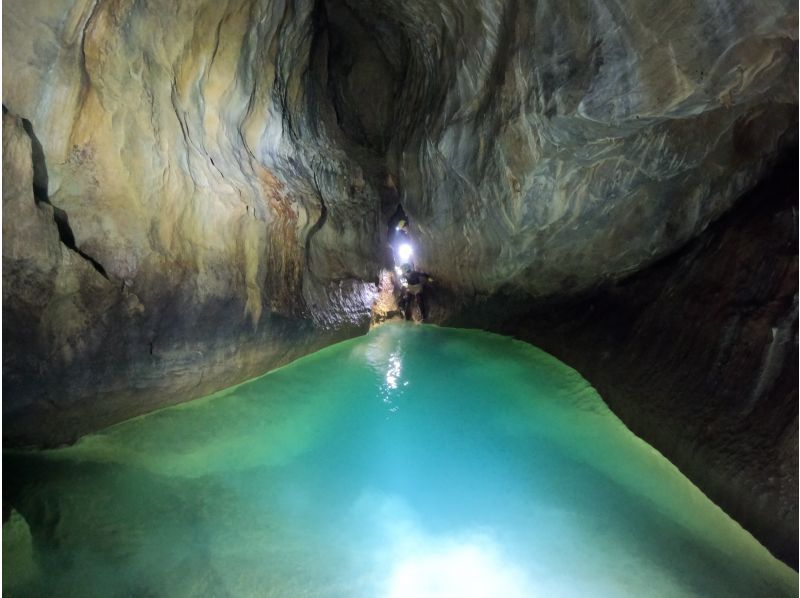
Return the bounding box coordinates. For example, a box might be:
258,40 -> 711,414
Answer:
2,0 -> 797,594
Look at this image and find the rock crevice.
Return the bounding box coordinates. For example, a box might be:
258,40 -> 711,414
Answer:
18,114 -> 110,279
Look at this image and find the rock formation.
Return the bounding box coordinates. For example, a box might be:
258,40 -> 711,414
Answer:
3,0 -> 383,445
3,0 -> 797,565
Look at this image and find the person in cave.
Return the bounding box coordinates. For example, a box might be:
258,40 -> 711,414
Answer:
386,203 -> 435,320
388,205 -> 410,253
394,217 -> 409,237
399,265 -> 434,321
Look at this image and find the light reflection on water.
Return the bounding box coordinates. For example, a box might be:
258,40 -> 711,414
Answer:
367,329 -> 409,416
4,323 -> 797,597
382,351 -> 404,413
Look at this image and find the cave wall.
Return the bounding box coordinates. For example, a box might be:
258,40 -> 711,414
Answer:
435,151 -> 798,565
3,0 -> 383,446
377,0 -> 797,298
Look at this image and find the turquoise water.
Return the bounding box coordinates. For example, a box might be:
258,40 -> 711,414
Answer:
4,323 -> 796,597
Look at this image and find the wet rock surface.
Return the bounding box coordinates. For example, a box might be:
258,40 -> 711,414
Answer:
2,0 -> 797,566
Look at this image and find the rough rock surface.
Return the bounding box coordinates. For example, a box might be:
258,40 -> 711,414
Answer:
2,0 -> 797,566
369,0 -> 797,298
3,106 -> 372,444
3,0 -> 382,446
436,150 -> 798,565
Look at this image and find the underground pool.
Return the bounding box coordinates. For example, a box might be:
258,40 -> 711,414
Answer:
3,323 -> 797,597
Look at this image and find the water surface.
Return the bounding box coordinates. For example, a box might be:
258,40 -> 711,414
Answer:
4,324 -> 796,596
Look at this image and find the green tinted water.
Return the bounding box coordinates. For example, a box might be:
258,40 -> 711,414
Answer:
4,324 -> 796,597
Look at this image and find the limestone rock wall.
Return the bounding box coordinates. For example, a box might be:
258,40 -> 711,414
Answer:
380,0 -> 797,297
3,0 -> 381,445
